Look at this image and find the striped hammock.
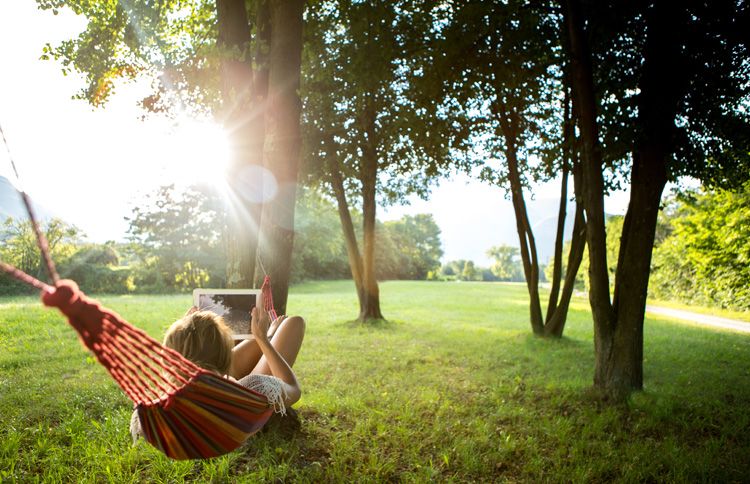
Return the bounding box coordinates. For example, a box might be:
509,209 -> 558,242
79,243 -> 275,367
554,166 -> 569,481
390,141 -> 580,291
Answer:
2,263 -> 278,460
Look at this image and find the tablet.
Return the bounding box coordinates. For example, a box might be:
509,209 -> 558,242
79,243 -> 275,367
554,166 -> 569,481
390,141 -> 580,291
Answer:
192,289 -> 261,339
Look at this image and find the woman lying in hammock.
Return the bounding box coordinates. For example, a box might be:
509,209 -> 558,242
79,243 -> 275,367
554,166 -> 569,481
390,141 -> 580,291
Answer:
130,306 -> 305,441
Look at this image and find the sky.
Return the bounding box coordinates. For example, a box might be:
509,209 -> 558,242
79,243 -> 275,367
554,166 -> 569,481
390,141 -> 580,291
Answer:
0,1 -> 629,267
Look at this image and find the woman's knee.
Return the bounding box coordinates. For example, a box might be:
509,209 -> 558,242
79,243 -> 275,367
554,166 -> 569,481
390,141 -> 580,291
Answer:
282,315 -> 305,337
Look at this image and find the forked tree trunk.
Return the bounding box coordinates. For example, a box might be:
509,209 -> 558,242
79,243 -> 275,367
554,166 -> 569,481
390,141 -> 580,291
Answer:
545,159 -> 568,323
217,0 -> 262,288
596,152 -> 666,391
496,99 -> 585,338
544,195 -> 586,337
565,0 -> 683,398
255,0 -> 304,314
498,105 -> 544,335
545,86 -> 572,324
544,102 -> 587,338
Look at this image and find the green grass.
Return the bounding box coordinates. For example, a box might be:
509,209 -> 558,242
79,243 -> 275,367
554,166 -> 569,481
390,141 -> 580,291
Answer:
1,281 -> 749,482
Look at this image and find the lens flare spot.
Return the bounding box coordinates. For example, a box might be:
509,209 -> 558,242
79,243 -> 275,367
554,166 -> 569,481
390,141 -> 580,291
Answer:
231,165 -> 278,204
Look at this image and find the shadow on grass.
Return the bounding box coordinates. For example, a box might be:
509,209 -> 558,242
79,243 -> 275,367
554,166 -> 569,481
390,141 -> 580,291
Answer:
255,409 -> 302,445
339,317 -> 403,332
228,406 -> 335,476
522,333 -> 588,348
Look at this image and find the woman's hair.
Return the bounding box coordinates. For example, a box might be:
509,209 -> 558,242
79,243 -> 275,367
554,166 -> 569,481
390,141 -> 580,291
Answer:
163,311 -> 234,375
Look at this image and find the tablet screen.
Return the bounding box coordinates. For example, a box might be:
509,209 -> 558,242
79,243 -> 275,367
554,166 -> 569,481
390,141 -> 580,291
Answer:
196,292 -> 257,338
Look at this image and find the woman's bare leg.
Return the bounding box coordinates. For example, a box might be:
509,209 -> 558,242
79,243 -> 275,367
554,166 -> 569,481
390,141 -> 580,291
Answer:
252,316 -> 305,375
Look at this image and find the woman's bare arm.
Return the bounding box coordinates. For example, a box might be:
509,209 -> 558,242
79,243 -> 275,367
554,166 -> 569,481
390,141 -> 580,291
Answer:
250,306 -> 301,405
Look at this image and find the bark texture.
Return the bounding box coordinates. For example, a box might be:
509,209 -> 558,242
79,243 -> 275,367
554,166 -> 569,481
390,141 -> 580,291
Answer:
565,0 -> 685,398
358,101 -> 384,321
328,154 -> 366,312
217,0 -> 262,288
255,0 -> 304,314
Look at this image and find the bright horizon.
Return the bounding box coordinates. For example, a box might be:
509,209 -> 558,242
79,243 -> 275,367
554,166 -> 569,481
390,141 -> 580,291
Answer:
0,0 -> 629,267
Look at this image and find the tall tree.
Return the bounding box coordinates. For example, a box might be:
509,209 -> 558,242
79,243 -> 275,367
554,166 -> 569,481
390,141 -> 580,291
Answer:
564,0 -> 750,398
432,0 -> 586,336
255,0 -> 304,313
0,217 -> 80,280
302,0 -> 458,321
126,184 -> 226,290
216,0 -> 267,288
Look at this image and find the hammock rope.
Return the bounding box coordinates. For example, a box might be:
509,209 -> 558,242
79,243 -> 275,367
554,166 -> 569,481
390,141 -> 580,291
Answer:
0,125 -> 279,459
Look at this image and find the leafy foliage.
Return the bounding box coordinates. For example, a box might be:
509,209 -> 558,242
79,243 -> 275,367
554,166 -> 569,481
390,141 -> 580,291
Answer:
0,217 -> 80,294
486,245 -> 524,282
0,217 -> 134,294
429,0 -> 563,187
378,215 -> 443,280
59,243 -> 133,294
37,0 -> 223,114
290,189 -> 350,282
125,184 -> 227,292
301,0 -> 462,205
651,186 -> 750,311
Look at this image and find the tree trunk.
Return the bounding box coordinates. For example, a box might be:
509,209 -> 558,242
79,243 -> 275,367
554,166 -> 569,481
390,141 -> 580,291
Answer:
359,143 -> 384,321
597,153 -> 666,392
327,149 -> 366,312
217,0 -> 262,288
498,106 -> 544,335
507,153 -> 544,334
255,0 -> 304,314
546,156 -> 568,323
564,0 -> 613,336
596,2 -> 684,395
544,107 -> 586,338
564,0 -> 616,391
545,86 -> 572,325
565,0 -> 684,398
544,195 -> 586,337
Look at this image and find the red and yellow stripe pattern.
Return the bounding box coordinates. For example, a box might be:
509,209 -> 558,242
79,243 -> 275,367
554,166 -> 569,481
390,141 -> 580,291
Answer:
137,372 -> 273,459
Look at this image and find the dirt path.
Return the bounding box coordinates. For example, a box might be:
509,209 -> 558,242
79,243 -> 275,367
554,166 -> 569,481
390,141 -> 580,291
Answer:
646,305 -> 750,334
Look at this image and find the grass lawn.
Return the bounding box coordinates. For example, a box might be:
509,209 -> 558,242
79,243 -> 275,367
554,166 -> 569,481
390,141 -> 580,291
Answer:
1,280 -> 749,482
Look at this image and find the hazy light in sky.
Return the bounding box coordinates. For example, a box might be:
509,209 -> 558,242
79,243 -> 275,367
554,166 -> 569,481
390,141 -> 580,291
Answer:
0,1 -> 233,241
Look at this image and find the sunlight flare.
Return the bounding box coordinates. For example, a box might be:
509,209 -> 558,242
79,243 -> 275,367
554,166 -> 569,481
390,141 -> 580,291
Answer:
154,120 -> 231,188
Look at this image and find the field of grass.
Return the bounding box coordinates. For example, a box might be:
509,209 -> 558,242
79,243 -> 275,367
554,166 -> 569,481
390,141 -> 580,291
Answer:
1,280 -> 749,482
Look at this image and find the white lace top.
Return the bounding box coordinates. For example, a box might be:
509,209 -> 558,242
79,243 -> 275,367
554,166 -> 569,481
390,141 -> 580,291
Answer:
235,373 -> 288,416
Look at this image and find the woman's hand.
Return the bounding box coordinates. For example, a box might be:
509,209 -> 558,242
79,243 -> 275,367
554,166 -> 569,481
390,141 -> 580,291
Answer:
251,306 -> 272,344
267,314 -> 285,340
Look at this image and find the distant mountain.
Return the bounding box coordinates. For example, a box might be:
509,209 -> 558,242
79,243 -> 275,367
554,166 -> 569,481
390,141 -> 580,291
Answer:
0,175 -> 54,222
